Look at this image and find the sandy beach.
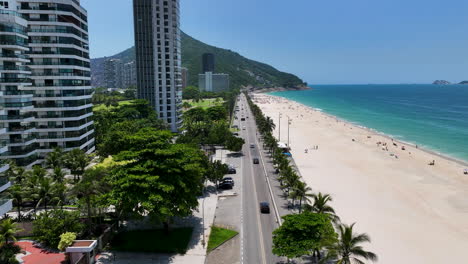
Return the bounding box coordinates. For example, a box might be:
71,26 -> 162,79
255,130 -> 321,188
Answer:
254,93 -> 468,263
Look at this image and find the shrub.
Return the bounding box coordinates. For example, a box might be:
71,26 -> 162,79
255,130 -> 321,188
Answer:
58,232 -> 77,251
33,210 -> 84,248
0,243 -> 21,264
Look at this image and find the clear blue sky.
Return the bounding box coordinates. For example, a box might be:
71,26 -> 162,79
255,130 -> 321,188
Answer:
81,0 -> 468,84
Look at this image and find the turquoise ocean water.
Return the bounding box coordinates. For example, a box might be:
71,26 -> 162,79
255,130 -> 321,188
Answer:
270,84 -> 468,163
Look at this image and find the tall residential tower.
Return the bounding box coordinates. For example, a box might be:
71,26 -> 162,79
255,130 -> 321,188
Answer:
0,0 -> 94,167
133,0 -> 182,132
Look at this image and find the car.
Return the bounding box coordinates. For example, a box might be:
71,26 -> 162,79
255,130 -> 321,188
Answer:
222,177 -> 234,186
243,126 -> 246,130
227,166 -> 236,174
250,144 -> 255,148
260,202 -> 270,214
233,132 -> 239,136
241,118 -> 245,121
219,182 -> 233,190
253,158 -> 259,164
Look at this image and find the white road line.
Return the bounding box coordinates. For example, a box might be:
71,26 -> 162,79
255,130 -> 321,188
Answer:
240,142 -> 245,264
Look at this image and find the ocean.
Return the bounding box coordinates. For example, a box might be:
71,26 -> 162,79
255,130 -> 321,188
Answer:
270,84 -> 468,163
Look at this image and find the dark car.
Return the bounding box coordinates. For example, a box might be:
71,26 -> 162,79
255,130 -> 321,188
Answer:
227,166 -> 236,174
260,202 -> 270,214
241,118 -> 245,121
219,182 -> 233,190
222,177 -> 234,186
253,158 -> 259,164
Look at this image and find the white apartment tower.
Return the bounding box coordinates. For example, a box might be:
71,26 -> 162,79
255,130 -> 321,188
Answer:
0,0 -> 94,167
133,0 -> 182,132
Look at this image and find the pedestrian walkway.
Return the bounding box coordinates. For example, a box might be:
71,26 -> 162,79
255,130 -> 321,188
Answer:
16,241 -> 66,264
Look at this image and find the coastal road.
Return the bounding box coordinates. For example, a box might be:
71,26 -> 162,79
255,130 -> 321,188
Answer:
237,94 -> 283,264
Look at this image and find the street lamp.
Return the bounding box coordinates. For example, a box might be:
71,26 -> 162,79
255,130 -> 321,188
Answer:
278,113 -> 282,141
287,116 -> 291,148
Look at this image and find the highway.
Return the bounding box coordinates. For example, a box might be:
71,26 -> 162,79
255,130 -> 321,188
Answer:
235,93 -> 283,264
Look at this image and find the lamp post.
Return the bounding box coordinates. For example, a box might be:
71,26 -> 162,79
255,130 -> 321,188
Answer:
288,117 -> 290,147
278,113 -> 282,141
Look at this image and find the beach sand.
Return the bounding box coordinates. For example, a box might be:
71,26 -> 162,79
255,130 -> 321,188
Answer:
254,93 -> 468,263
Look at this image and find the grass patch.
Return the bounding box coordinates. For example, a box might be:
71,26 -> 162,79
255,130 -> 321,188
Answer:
111,228 -> 193,254
184,98 -> 224,109
207,226 -> 238,252
93,100 -> 132,111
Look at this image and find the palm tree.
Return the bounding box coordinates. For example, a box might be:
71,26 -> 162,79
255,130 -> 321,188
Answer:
46,147 -> 64,168
327,223 -> 378,264
51,182 -> 68,210
264,117 -> 276,134
50,166 -> 66,183
37,177 -> 54,211
63,149 -> 90,182
7,184 -> 25,222
0,219 -> 22,244
289,181 -> 313,213
308,192 -> 340,222
71,167 -> 108,222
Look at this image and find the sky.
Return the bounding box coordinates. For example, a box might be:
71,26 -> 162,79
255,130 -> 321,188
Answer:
81,0 -> 468,84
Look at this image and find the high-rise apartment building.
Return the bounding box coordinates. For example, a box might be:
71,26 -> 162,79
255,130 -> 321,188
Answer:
198,72 -> 229,93
0,0 -> 94,167
180,66 -> 187,89
133,0 -> 182,132
122,61 -> 136,88
104,58 -> 122,88
202,53 -> 214,73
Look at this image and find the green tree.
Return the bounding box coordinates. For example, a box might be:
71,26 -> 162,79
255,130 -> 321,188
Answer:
206,160 -> 228,187
305,193 -> 340,222
225,135 -> 245,152
182,86 -> 200,100
71,167 -> 109,222
272,212 -> 337,261
50,166 -> 66,183
37,177 -> 54,211
7,184 -> 25,222
182,101 -> 191,109
108,131 -> 205,233
0,219 -> 22,244
33,210 -> 84,248
46,148 -> 64,168
325,223 -> 378,264
289,181 -> 313,213
63,149 -> 90,181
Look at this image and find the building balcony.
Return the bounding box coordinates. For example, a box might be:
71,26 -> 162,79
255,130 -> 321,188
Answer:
0,196 -> 13,216
0,163 -> 10,174
7,137 -> 37,147
0,78 -> 32,85
0,176 -> 11,193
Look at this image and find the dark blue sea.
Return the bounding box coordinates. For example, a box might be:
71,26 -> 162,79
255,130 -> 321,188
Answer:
270,84 -> 468,162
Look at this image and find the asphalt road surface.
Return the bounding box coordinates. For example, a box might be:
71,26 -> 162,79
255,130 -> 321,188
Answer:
236,94 -> 283,264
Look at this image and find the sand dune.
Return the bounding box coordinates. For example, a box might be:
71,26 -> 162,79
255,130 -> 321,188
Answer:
254,93 -> 468,264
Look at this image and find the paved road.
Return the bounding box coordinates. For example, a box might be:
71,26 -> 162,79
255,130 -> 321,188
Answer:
237,94 -> 283,264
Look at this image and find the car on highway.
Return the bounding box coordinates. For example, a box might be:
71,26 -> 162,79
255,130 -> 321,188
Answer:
227,166 -> 236,174
241,118 -> 245,121
260,202 -> 270,214
253,157 -> 259,164
243,126 -> 246,130
250,144 -> 255,148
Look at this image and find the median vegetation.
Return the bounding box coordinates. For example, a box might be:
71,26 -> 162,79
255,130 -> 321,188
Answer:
245,93 -> 378,263
207,226 -> 238,252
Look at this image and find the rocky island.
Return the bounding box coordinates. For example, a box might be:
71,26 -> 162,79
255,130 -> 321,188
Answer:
432,80 -> 451,85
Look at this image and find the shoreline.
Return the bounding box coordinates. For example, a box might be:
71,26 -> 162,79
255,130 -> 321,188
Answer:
253,92 -> 468,263
264,92 -> 468,168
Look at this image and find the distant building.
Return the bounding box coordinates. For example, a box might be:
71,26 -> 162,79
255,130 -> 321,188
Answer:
104,59 -> 123,88
133,0 -> 182,132
202,53 -> 215,73
199,72 -> 229,92
181,67 -> 188,89
122,61 -> 137,88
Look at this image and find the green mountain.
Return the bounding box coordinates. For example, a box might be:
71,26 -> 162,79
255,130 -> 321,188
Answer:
91,32 -> 305,90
